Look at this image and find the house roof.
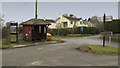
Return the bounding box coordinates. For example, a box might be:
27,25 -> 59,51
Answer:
63,15 -> 82,21
45,19 -> 56,23
84,20 -> 94,26
56,15 -> 82,21
20,18 -> 51,25
56,17 -> 60,21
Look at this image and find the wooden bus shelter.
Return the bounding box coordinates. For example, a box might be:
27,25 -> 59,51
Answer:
20,0 -> 51,41
20,18 -> 51,41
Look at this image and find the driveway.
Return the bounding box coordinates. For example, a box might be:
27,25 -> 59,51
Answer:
2,35 -> 118,66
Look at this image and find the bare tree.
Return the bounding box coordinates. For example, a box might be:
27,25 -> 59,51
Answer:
0,13 -> 4,40
0,13 -> 4,29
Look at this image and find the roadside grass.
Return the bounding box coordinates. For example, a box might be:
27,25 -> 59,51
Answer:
54,34 -> 93,37
1,35 -> 64,49
1,44 -> 12,49
76,45 -> 120,56
51,37 -> 64,43
17,41 -> 34,45
100,34 -> 120,42
2,34 -> 35,49
1,40 -> 34,49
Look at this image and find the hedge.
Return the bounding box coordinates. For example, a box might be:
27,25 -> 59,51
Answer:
105,19 -> 120,34
48,27 -> 100,36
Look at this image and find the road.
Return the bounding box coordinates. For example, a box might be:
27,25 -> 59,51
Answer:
2,35 -> 118,66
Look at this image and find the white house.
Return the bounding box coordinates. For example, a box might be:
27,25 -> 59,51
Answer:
84,19 -> 94,27
44,18 -> 56,29
56,14 -> 88,28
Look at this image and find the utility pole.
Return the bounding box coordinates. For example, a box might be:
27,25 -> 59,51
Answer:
103,13 -> 106,47
35,0 -> 38,19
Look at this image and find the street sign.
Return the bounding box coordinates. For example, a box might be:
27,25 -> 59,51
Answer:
101,31 -> 113,46
101,31 -> 113,37
80,27 -> 83,31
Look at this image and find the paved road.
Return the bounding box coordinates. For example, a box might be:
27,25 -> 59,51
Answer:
2,35 -> 118,66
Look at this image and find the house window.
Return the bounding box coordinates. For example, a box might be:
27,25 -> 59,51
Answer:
39,26 -> 41,33
80,22 -> 82,24
74,21 -> 76,24
71,21 -> 73,24
63,22 -> 68,27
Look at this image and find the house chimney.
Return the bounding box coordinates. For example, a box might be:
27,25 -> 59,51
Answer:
70,14 -> 75,18
64,14 -> 68,17
59,13 -> 63,19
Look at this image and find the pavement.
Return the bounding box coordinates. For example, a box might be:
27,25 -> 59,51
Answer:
2,35 -> 119,66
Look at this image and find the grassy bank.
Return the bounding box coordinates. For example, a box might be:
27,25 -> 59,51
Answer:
76,45 -> 120,56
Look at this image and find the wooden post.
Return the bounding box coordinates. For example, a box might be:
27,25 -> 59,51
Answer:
6,22 -> 11,44
103,14 -> 106,47
35,0 -> 38,19
16,23 -> 18,43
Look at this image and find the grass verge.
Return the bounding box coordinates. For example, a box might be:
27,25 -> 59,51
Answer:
1,37 -> 64,49
1,41 -> 34,49
51,37 -> 64,43
54,34 -> 93,37
76,45 -> 120,56
1,44 -> 12,49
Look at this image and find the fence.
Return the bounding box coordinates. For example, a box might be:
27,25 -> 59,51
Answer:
2,27 -> 23,44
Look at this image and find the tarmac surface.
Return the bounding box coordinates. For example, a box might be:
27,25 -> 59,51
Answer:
2,35 -> 118,66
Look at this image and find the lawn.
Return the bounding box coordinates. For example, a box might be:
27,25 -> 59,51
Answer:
54,34 -> 93,37
76,45 -> 120,56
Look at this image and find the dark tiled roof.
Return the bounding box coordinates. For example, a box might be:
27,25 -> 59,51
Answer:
46,19 -> 56,23
20,18 -> 51,25
63,15 -> 82,21
56,17 -> 60,21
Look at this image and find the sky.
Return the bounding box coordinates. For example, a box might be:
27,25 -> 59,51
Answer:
118,1 -> 120,19
2,2 -> 118,24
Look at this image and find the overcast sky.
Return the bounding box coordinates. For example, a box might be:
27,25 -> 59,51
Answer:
2,2 -> 118,24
